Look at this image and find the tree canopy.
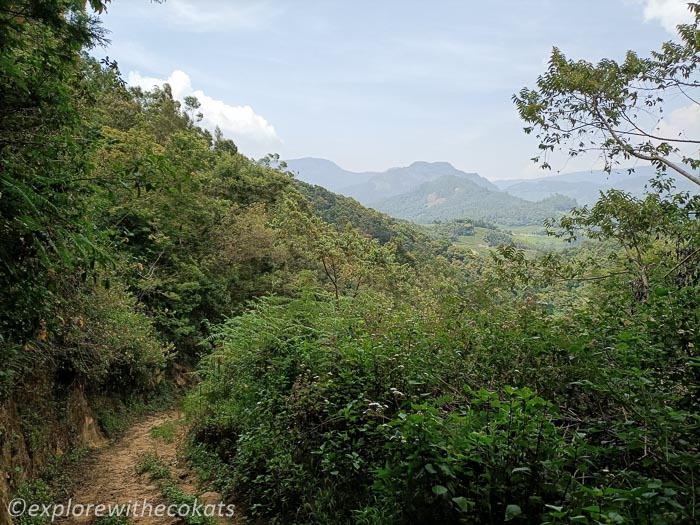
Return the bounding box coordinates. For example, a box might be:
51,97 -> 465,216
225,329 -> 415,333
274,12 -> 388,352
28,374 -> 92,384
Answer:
514,2 -> 700,186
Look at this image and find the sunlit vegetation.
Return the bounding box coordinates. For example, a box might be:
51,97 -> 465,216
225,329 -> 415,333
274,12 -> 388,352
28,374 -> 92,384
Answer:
1,2 -> 698,525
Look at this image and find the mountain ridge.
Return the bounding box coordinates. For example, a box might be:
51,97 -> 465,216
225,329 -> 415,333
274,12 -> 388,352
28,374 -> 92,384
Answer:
373,174 -> 576,225
285,157 -> 497,204
495,166 -> 699,205
285,157 -> 699,225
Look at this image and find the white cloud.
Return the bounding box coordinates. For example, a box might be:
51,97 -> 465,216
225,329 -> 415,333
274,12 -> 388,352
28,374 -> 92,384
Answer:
639,0 -> 695,33
127,70 -> 281,153
658,103 -> 700,138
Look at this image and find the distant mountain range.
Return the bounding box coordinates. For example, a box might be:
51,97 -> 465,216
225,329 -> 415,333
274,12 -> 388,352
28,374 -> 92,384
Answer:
285,158 -> 497,204
285,158 -> 699,225
494,166 -> 699,206
375,175 -> 576,225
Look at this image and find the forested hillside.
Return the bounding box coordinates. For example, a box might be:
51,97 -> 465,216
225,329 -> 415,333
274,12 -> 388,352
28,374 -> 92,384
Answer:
0,2 -> 444,519
1,2 -> 699,525
373,175 -> 576,225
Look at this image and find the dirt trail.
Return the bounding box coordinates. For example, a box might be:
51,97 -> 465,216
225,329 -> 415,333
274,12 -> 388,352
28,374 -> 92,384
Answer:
62,410 -> 241,525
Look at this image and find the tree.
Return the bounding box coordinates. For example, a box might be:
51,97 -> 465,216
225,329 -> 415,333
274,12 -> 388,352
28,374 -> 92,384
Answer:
213,126 -> 238,155
555,184 -> 700,300
0,1 -> 111,347
513,2 -> 700,186
184,95 -> 203,123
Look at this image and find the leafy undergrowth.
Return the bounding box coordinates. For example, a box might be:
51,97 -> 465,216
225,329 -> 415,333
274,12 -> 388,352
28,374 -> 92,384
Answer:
186,289 -> 698,525
12,447 -> 90,525
136,453 -> 215,525
93,382 -> 179,440
150,420 -> 180,443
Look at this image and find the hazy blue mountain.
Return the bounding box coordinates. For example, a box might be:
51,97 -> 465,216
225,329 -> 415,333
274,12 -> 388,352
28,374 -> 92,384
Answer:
495,166 -> 698,206
374,175 -> 576,225
284,158 -> 376,193
285,158 -> 497,204
285,158 -> 697,226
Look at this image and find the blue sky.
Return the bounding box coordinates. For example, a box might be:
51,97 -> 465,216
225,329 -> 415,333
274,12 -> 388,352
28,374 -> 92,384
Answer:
93,0 -> 693,180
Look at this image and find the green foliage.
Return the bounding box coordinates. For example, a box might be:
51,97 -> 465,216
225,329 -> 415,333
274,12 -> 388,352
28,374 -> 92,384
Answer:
186,201 -> 699,523
369,387 -> 567,524
59,280 -> 171,390
484,229 -> 517,247
12,480 -> 53,525
0,1 -> 113,348
296,181 -> 419,246
423,218 -> 478,242
514,3 -> 700,186
10,446 -> 91,525
1,274 -> 171,399
0,2 -> 177,410
137,453 -> 216,525
150,421 -> 179,443
3,4 -> 698,525
159,483 -> 216,525
135,453 -> 171,480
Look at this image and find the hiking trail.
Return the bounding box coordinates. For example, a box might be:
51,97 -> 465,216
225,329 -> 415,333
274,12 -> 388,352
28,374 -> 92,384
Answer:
62,409 -> 242,525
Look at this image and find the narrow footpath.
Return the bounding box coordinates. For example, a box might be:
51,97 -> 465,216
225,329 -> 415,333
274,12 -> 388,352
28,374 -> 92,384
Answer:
61,410 -> 242,525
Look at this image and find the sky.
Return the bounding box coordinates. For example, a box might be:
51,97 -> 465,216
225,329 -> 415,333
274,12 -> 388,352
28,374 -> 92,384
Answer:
93,0 -> 696,180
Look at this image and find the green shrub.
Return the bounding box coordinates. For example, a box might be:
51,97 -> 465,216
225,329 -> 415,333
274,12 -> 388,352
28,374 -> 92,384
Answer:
58,281 -> 172,393
12,480 -> 53,525
135,453 -> 171,480
150,421 -> 179,443
187,288 -> 699,524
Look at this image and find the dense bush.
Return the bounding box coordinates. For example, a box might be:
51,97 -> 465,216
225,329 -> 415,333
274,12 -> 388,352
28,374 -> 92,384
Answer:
186,238 -> 699,524
55,279 -> 171,392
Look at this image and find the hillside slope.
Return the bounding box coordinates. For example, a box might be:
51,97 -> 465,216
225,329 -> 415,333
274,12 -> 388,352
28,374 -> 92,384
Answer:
374,175 -> 576,225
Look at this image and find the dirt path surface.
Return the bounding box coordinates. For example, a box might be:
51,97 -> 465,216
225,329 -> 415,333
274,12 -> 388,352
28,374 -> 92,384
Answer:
62,410 -> 241,525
